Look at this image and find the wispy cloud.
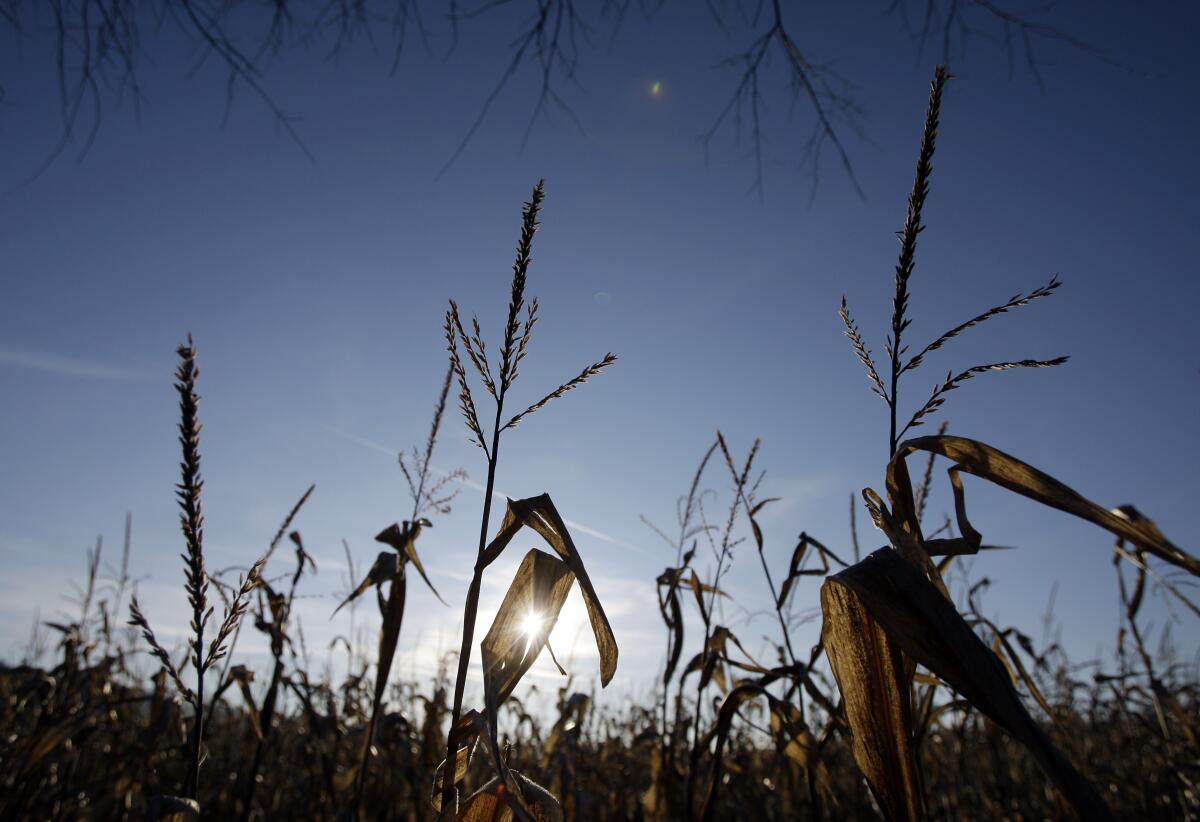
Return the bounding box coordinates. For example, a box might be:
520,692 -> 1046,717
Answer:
326,425 -> 655,558
0,346 -> 150,381
325,425 -> 398,458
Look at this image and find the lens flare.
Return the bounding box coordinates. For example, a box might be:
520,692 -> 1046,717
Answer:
519,610 -> 544,659
520,611 -> 543,639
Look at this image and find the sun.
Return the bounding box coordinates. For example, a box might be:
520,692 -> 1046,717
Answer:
520,610 -> 544,640
519,610 -> 545,659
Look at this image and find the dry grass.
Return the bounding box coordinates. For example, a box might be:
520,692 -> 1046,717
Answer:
1,70 -> 1198,821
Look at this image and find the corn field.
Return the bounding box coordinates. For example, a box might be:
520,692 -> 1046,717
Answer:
2,67 -> 1197,821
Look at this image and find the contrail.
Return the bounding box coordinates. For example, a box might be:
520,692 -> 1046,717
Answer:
0,346 -> 150,380
325,425 -> 655,558
325,426 -> 397,458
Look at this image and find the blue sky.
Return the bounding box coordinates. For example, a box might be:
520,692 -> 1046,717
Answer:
1,2 -> 1198,708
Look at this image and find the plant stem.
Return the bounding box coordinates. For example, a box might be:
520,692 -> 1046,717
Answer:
685,485 -> 744,818
441,398 -> 504,811
186,630 -> 204,800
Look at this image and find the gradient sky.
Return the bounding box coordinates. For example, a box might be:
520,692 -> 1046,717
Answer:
2,3 -> 1198,710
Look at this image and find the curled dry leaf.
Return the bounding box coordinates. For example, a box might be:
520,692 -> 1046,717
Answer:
656,567 -> 727,686
431,495 -> 616,816
682,625 -> 770,697
700,667 -> 835,821
481,549 -> 575,716
332,551 -> 400,617
432,496 -> 619,811
376,519 -> 447,605
478,494 -> 618,686
769,695 -> 839,811
821,547 -> 1113,821
656,571 -> 686,686
458,772 -> 564,822
776,531 -> 849,609
657,567 -> 726,606
890,434 -> 1200,577
701,682 -> 775,822
337,519 -> 435,811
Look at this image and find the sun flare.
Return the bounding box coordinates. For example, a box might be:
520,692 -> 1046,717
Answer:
520,610 -> 544,639
519,609 -> 544,659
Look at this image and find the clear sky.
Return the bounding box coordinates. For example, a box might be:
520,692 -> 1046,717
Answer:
2,3 -> 1198,708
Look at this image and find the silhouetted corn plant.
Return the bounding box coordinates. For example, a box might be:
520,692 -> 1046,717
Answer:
819,65 -> 1200,821
436,180 -> 618,816
126,337 -> 266,810
331,363 -> 463,818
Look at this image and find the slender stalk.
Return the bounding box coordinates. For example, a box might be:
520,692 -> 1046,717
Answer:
209,484 -> 314,724
685,436 -> 756,818
410,362 -> 454,523
738,488 -> 822,821
441,399 -> 503,811
242,542 -> 309,820
653,440 -> 718,812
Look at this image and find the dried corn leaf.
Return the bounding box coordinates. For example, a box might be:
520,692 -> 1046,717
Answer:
656,565 -> 724,667
458,773 -> 562,822
743,495 -> 776,555
769,697 -> 813,766
473,495 -> 618,689
683,647 -> 724,695
912,672 -> 945,688
892,435 -> 1200,576
862,488 -> 946,597
823,548 -> 1112,820
777,532 -> 848,608
375,519 -> 446,605
431,710 -> 486,811
701,667 -> 822,821
517,494 -> 619,685
477,498 -> 529,568
657,567 -> 726,604
700,682 -> 774,822
656,573 -> 685,685
769,697 -> 838,809
229,665 -> 262,740
1150,679 -> 1199,746
481,549 -> 575,715
641,745 -> 664,821
821,567 -> 924,821
544,693 -> 590,757
456,781 -> 514,822
351,567 -> 409,780
912,682 -> 938,750
331,551 -> 399,616
689,626 -> 771,686
513,773 -> 563,822
373,571 -> 407,707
